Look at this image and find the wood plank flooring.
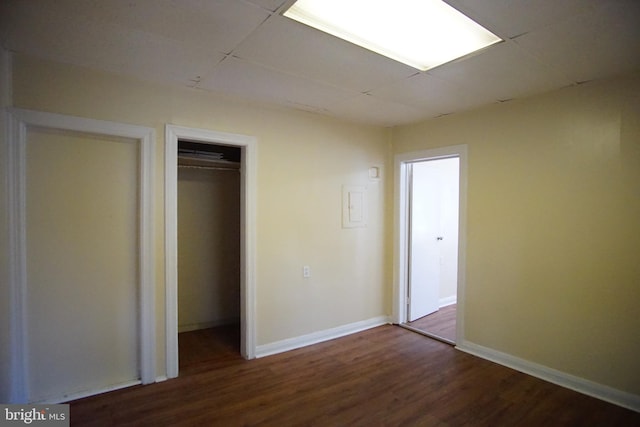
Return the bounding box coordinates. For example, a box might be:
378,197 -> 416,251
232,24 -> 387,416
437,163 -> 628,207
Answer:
407,304 -> 457,343
178,323 -> 240,372
69,325 -> 639,426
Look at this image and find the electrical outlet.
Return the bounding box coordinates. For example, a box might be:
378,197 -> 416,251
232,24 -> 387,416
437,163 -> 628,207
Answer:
303,266 -> 311,278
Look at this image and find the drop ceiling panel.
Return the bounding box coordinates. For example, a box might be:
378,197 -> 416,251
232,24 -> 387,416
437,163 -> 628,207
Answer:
92,32 -> 227,87
1,3 -> 226,86
445,0 -> 601,39
514,1 -> 640,83
233,15 -> 418,94
198,57 -> 354,112
329,94 -> 438,127
429,41 -> 573,101
244,0 -> 288,13
3,0 -> 639,127
370,73 -> 497,115
4,0 -> 270,56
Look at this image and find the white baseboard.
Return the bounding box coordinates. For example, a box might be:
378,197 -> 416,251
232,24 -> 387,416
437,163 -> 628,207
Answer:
439,295 -> 457,308
256,316 -> 390,358
43,380 -> 142,404
178,318 -> 238,333
456,340 -> 640,413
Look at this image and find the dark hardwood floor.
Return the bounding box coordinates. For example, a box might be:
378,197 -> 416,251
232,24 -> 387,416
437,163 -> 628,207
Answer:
178,324 -> 240,372
407,304 -> 457,343
69,325 -> 639,426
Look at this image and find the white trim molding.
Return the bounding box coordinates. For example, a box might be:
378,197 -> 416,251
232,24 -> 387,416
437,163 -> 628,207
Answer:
6,109 -> 27,404
165,124 -> 257,379
0,48 -> 12,405
178,318 -> 239,334
457,340 -> 640,413
392,145 -> 468,346
439,296 -> 457,308
6,108 -> 156,403
44,380 -> 142,405
256,316 -> 390,358
1,49 -> 10,107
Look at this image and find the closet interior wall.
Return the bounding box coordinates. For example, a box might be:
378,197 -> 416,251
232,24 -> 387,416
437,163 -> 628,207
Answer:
177,142 -> 241,333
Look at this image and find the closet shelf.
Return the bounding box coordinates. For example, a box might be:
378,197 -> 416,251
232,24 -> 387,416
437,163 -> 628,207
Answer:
178,155 -> 240,171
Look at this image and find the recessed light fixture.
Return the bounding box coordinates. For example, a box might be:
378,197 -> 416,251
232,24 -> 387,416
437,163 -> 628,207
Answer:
283,0 -> 502,71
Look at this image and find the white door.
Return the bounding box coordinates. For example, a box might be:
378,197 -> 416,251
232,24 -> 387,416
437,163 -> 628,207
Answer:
408,158 -> 459,322
25,128 -> 140,402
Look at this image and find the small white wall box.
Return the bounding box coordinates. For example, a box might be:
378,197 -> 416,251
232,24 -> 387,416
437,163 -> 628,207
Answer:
342,185 -> 367,228
369,166 -> 380,180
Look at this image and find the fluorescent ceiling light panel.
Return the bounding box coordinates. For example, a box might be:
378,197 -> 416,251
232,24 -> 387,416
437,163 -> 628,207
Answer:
283,0 -> 502,71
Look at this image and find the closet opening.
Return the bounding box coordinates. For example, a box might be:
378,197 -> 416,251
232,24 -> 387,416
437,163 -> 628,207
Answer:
177,140 -> 242,370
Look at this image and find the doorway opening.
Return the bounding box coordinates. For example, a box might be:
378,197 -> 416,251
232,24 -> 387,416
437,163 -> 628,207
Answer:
404,157 -> 459,344
393,145 -> 467,347
165,125 -> 257,380
177,141 -> 242,371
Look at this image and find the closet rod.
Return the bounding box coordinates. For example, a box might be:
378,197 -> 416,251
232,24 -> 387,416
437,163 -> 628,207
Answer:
178,164 -> 239,172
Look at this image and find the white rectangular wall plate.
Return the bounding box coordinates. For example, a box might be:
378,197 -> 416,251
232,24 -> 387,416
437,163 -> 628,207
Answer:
342,185 -> 367,228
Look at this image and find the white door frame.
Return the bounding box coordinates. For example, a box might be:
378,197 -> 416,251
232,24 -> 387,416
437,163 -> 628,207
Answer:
393,145 -> 467,343
164,124 -> 257,378
6,108 -> 156,403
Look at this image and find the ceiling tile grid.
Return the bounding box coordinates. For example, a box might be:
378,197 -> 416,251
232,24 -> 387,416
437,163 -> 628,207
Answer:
243,0 -> 289,13
1,1 -> 231,86
368,72 -> 498,117
230,14 -> 418,95
444,0 -> 602,39
328,93 -> 440,127
2,0 -> 639,127
427,41 -> 574,102
198,56 -> 355,112
512,0 -> 640,84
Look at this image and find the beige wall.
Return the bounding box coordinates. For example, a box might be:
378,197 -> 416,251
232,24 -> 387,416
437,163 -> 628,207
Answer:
7,53 -> 391,381
5,50 -> 637,401
178,167 -> 240,331
393,73 -> 640,395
